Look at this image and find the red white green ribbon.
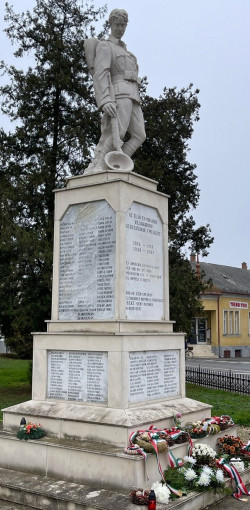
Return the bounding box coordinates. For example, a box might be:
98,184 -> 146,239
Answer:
128,426 -> 183,497
202,415 -> 234,431
165,427 -> 183,441
168,449 -> 184,468
125,439 -> 149,481
242,440 -> 250,456
148,435 -> 182,497
217,457 -> 250,500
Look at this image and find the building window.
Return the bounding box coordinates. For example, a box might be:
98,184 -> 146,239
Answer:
234,311 -> 240,334
229,311 -> 233,334
223,311 -> 228,334
223,310 -> 240,335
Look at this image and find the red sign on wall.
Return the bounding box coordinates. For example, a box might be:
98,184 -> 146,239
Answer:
229,301 -> 248,309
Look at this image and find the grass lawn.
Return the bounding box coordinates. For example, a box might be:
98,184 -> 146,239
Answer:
0,356 -> 32,422
186,382 -> 250,426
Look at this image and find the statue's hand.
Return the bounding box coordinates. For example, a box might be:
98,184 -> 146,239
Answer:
102,102 -> 117,118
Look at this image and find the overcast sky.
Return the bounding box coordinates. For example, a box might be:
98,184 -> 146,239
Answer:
1,0 -> 250,269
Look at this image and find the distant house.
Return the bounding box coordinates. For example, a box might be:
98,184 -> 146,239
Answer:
190,256 -> 250,358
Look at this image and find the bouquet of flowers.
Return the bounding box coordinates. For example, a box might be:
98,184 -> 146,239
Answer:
151,481 -> 171,504
217,435 -> 243,456
17,422 -> 46,441
191,443 -> 217,466
173,411 -> 182,429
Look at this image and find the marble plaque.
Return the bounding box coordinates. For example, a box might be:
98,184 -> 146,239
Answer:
129,350 -> 179,403
47,350 -> 108,403
125,203 -> 164,320
59,200 -> 116,320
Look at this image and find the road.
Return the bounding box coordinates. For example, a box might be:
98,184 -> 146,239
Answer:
186,357 -> 250,374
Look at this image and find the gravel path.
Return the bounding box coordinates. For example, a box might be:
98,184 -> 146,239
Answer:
236,426 -> 250,443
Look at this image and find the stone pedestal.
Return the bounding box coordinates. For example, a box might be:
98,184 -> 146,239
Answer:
2,170 -> 211,489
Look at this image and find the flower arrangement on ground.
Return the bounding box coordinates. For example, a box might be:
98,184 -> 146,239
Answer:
217,435 -> 243,456
17,422 -> 46,441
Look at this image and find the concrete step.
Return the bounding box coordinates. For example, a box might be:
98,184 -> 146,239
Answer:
0,502 -> 32,510
0,466 -> 249,510
0,428 -> 236,492
191,345 -> 217,358
2,398 -> 211,446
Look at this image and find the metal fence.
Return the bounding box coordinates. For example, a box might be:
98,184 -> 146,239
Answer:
185,365 -> 250,395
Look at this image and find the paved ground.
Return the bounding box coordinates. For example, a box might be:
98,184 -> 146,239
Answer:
187,357 -> 250,373
205,485 -> 250,510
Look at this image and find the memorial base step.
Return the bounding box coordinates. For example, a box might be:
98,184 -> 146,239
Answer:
0,426 -> 236,492
0,462 -> 248,510
2,397 -> 211,446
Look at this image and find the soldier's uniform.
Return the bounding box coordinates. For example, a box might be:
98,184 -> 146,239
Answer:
88,35 -> 146,170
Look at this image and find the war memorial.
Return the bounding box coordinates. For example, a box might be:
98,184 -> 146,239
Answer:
0,8 -> 248,510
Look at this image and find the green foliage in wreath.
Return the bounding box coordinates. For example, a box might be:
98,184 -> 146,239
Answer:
17,422 -> 46,440
163,466 -> 231,498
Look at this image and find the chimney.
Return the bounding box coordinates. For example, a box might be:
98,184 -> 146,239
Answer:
196,253 -> 200,278
190,253 -> 196,263
242,262 -> 247,270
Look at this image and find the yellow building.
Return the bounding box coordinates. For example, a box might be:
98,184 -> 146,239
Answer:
189,258 -> 250,358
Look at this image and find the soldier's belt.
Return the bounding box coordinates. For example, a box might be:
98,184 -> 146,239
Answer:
112,71 -> 141,85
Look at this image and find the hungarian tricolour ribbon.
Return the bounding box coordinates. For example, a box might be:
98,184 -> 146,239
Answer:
217,457 -> 250,500
126,426 -> 190,497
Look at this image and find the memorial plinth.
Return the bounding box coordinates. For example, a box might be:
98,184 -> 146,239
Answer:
2,170 -> 211,488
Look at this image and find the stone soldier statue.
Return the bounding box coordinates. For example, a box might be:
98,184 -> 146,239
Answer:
84,8 -> 146,173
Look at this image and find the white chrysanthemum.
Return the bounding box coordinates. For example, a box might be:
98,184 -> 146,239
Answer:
192,443 -> 216,459
202,466 -> 213,476
151,481 -> 170,504
151,481 -> 161,491
184,468 -> 197,481
216,469 -> 225,483
197,471 -> 211,486
184,455 -> 196,465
